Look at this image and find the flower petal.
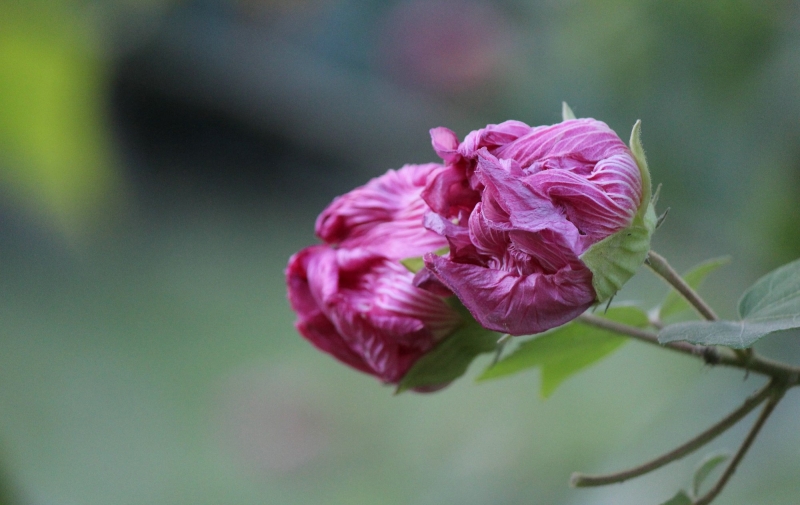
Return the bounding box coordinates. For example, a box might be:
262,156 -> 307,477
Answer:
424,253 -> 595,335
315,163 -> 447,258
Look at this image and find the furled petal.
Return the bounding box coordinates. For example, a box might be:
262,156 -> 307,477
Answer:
315,163 -> 447,258
287,243 -> 461,384
420,163 -> 480,218
458,120 -> 536,159
430,127 -> 461,163
475,151 -> 573,236
423,211 -> 475,257
424,253 -> 595,335
286,246 -> 374,375
495,119 -> 631,173
526,154 -> 640,248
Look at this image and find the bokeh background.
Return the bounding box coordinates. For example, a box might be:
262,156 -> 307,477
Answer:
1,1 -> 800,504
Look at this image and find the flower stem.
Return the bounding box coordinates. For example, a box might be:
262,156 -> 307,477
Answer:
646,250 -> 719,321
577,314 -> 715,361
693,386 -> 784,505
577,314 -> 800,385
570,381 -> 774,488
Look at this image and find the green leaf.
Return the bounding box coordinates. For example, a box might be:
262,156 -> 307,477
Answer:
400,247 -> 449,274
0,4 -> 116,233
660,257 -> 731,320
562,101 -> 577,121
660,490 -> 692,505
396,301 -> 499,393
660,257 -> 800,348
400,256 -> 425,274
692,452 -> 729,498
478,306 -> 648,397
580,121 -> 655,302
738,258 -> 800,320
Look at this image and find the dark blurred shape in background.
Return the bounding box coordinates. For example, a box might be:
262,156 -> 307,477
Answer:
1,1 -> 800,504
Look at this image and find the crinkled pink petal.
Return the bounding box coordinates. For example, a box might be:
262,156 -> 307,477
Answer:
286,247 -> 374,375
422,211 -> 474,255
507,228 -> 582,274
430,127 -> 461,163
315,163 -> 447,259
424,253 -> 595,335
475,151 -> 574,236
496,119 -> 631,172
412,267 -> 453,298
458,120 -> 535,159
421,163 -> 480,219
287,244 -> 461,384
467,203 -> 510,261
526,154 -> 640,248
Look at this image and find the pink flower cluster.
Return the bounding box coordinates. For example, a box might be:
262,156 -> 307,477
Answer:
287,117 -> 645,388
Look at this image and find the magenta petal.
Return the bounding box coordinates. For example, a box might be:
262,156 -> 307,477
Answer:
425,254 -> 595,335
496,119 -> 630,172
412,267 -> 453,297
430,127 -> 461,163
475,151 -> 569,234
286,247 -> 374,375
287,243 -> 461,385
315,163 -> 447,259
421,163 -> 480,218
423,212 -> 472,251
458,120 -> 535,159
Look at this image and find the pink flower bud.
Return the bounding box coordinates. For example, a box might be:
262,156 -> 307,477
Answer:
287,164 -> 461,385
420,119 -> 645,335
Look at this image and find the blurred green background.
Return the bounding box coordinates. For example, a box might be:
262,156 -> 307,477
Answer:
1,1 -> 800,504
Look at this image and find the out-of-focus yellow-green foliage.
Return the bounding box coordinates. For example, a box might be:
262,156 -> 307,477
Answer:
0,3 -> 117,233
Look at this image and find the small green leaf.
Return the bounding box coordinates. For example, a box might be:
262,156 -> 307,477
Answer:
692,452 -> 729,498
660,257 -> 731,320
396,301 -> 498,393
400,256 -> 425,274
660,490 -> 692,505
660,257 -> 800,348
478,306 -> 648,397
562,101 -> 577,121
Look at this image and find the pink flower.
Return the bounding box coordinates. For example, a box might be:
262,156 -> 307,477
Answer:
420,119 -> 645,335
286,164 -> 461,385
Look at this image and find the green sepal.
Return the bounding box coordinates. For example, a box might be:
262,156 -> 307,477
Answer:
580,121 -> 655,302
562,101 -> 577,121
581,202 -> 656,302
395,299 -> 499,393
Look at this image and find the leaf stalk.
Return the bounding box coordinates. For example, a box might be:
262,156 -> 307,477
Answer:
692,386 -> 784,505
570,381 -> 774,488
646,250 -> 719,321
